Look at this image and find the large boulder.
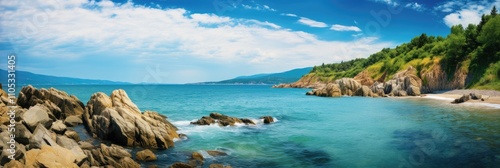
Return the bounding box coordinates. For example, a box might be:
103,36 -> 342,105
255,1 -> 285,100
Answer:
51,120 -> 67,134
337,78 -> 362,96
306,83 -> 341,97
4,160 -> 24,168
0,131 -> 26,165
354,86 -> 374,97
64,116 -> 83,127
17,85 -> 85,119
56,136 -> 87,165
30,124 -> 58,149
64,129 -> 81,142
22,104 -> 53,132
370,82 -> 385,97
136,149 -> 157,161
110,89 -> 142,114
470,93 -> 482,100
83,89 -> 178,149
383,66 -> 423,97
453,94 -> 470,104
25,145 -> 79,168
14,122 -> 32,145
406,86 -> 421,96
84,144 -> 140,167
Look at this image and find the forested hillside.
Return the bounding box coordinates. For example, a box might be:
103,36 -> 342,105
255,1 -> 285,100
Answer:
307,7 -> 500,90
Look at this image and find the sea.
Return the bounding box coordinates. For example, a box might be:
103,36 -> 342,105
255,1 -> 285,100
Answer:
16,85 -> 500,167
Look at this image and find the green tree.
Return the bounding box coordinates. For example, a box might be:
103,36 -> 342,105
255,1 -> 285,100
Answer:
464,24 -> 478,53
492,6 -> 497,16
446,32 -> 466,67
478,16 -> 500,60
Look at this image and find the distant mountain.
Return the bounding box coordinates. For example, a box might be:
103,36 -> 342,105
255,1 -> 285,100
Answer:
0,69 -> 130,85
200,67 -> 312,85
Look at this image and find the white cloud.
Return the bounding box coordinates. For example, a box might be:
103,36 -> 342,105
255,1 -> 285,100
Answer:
405,2 -> 423,11
191,13 -> 231,24
242,4 -> 253,9
434,1 -> 464,13
282,13 -> 298,17
241,4 -> 276,11
353,33 -> 364,37
443,9 -> 482,27
0,0 -> 392,83
441,0 -> 500,28
330,24 -> 362,32
263,5 -> 276,12
298,17 -> 328,28
373,0 -> 399,7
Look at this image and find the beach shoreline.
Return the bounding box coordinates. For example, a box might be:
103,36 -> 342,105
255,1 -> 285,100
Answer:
421,89 -> 500,109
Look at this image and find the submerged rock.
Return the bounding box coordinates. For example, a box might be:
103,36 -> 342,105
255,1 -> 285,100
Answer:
170,162 -> 194,168
209,164 -> 233,168
188,152 -> 204,167
191,113 -> 256,126
206,150 -> 228,157
260,116 -> 274,124
83,89 -> 178,149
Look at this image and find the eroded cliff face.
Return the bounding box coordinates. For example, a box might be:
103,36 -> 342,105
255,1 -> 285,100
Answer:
278,60 -> 470,97
420,63 -> 467,93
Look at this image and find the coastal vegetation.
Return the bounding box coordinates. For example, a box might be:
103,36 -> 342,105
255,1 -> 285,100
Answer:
309,7 -> 500,90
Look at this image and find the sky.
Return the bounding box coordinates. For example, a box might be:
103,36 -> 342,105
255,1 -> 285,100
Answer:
0,0 -> 499,84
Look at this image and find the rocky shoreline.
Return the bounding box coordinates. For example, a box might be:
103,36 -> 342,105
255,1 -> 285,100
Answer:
274,66 -> 495,102
0,85 -> 275,168
274,66 -> 424,97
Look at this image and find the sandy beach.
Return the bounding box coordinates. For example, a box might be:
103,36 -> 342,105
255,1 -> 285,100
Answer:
422,89 -> 500,109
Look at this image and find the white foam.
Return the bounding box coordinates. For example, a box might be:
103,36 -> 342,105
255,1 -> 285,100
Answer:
462,102 -> 500,109
171,120 -> 194,127
423,95 -> 455,101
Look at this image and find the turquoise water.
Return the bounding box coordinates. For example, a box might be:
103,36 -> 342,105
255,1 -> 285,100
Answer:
26,85 -> 500,167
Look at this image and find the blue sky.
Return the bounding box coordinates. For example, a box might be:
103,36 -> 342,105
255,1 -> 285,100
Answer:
0,0 -> 499,84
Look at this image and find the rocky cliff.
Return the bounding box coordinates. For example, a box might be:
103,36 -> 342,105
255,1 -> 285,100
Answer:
0,86 -> 181,167
275,62 -> 464,97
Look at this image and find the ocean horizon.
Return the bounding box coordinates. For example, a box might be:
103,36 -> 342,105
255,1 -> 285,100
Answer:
13,84 -> 500,167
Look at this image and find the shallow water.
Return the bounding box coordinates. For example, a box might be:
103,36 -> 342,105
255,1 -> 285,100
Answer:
26,85 -> 500,167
